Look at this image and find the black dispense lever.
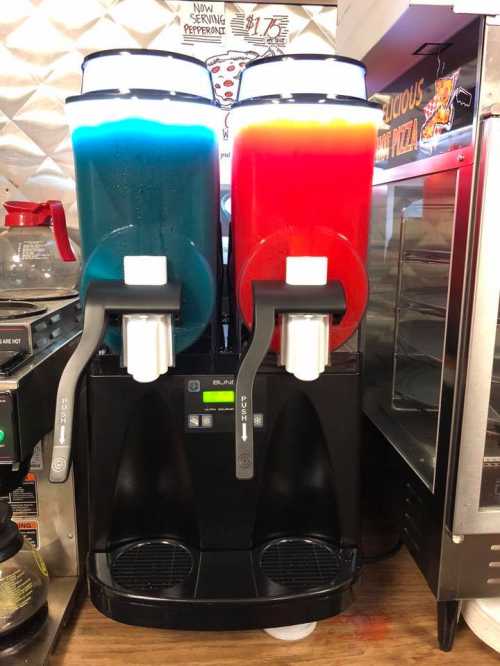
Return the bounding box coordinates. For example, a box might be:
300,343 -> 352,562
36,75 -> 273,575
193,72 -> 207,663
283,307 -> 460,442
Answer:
50,280 -> 181,483
234,281 -> 346,480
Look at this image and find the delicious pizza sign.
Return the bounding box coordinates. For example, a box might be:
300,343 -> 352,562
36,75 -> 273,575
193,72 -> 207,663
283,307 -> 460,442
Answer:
374,20 -> 479,169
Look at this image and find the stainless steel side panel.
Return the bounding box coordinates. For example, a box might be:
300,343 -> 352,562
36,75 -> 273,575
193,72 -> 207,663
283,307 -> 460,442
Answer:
453,111 -> 500,534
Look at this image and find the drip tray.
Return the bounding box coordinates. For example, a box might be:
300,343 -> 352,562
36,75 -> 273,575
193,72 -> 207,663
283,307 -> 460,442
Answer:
111,540 -> 194,595
90,537 -> 358,630
259,537 -> 345,593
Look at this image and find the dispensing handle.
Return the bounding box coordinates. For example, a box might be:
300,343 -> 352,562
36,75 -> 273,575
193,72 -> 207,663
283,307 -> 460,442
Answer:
50,293 -> 107,483
47,200 -> 76,262
50,280 -> 182,483
234,281 -> 346,480
235,296 -> 275,480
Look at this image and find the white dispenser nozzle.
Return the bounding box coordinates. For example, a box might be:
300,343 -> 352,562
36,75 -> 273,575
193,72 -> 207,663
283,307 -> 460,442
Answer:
280,257 -> 330,382
122,256 -> 174,383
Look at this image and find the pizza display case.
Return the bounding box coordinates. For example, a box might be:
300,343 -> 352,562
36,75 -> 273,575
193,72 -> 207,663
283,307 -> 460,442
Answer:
362,13 -> 500,651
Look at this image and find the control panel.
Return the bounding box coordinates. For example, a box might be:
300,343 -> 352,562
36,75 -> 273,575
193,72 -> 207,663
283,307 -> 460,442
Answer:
31,301 -> 82,353
185,375 -> 265,434
0,392 -> 18,463
0,299 -> 82,362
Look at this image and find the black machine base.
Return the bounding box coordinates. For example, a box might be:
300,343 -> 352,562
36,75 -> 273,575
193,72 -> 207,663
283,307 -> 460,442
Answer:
88,537 -> 358,630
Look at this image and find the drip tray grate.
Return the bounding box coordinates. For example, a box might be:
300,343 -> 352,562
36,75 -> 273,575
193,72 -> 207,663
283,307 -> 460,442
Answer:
260,538 -> 344,592
111,540 -> 193,594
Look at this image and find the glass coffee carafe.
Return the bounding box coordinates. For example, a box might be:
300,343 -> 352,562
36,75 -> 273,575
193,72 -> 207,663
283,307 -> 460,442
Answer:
0,502 -> 48,637
0,200 -> 80,301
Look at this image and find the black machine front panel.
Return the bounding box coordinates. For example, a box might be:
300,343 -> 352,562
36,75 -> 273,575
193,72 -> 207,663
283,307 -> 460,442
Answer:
87,361 -> 361,554
0,392 -> 18,463
184,375 -> 265,434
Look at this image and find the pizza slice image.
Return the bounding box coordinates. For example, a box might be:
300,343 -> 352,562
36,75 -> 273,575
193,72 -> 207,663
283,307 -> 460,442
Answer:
421,118 -> 437,141
421,70 -> 460,145
435,105 -> 452,126
206,49 -> 258,106
435,76 -> 455,108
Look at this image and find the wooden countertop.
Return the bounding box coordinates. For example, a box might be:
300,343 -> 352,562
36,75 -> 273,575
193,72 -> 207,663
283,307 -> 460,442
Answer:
51,548 -> 498,665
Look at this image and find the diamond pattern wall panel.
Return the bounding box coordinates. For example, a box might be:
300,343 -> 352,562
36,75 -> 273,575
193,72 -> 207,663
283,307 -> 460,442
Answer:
0,1 -> 337,229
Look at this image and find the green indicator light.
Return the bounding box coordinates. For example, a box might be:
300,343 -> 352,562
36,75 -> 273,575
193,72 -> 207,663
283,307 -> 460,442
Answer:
0,430 -> 5,445
202,390 -> 235,404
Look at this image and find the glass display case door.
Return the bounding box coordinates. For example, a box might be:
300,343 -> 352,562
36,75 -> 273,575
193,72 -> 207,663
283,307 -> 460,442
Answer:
454,114 -> 500,535
365,167 -> 463,491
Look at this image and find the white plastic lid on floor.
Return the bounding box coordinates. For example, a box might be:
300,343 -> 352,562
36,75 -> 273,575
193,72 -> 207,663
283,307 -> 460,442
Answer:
463,598 -> 500,652
264,622 -> 317,640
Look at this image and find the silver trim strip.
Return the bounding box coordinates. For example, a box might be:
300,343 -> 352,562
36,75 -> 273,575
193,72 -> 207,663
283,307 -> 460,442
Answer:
454,114 -> 500,534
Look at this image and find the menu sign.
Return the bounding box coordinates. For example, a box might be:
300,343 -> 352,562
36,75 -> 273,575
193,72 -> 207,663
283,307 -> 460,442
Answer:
182,2 -> 226,46
230,9 -> 290,50
374,20 -> 479,169
174,1 -> 336,187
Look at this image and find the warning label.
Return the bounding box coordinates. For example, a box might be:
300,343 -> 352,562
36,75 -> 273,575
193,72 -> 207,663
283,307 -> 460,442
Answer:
19,240 -> 50,261
6,473 -> 38,517
15,520 -> 39,549
0,569 -> 33,618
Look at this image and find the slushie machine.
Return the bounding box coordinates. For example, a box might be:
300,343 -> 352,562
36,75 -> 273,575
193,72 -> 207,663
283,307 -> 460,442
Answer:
49,49 -> 380,635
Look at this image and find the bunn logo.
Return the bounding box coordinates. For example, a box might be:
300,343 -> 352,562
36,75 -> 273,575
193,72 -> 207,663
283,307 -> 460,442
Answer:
212,378 -> 234,386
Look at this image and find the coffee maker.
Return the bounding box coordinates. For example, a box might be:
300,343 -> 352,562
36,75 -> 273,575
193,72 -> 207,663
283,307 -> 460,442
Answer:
0,201 -> 84,662
50,50 -> 380,636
